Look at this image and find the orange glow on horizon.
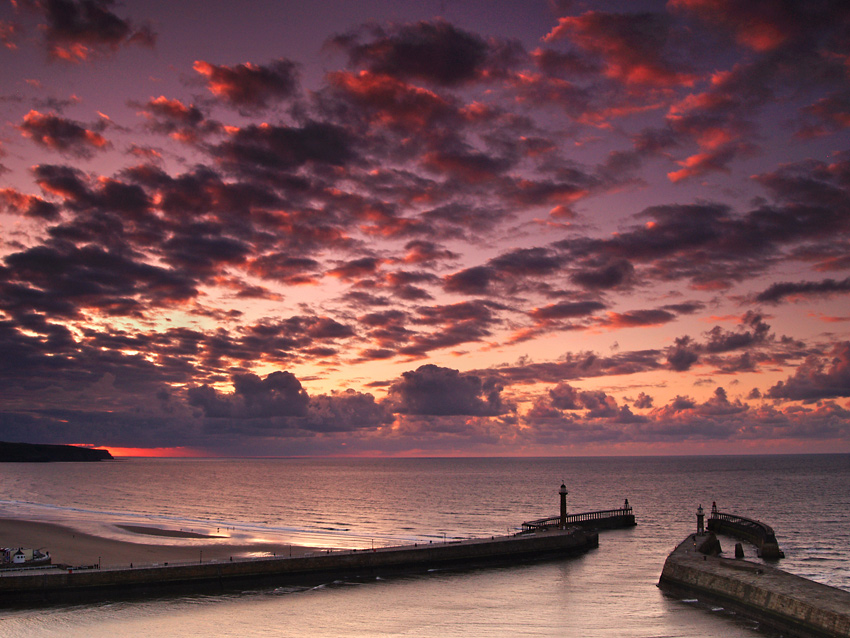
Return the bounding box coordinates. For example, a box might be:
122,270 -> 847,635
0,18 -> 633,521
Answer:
103,446 -> 214,458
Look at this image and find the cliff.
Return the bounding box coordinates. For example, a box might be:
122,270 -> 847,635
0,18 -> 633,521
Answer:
0,441 -> 113,462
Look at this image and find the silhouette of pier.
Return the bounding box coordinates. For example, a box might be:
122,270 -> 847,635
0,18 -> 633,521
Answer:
521,488 -> 635,532
706,502 -> 784,559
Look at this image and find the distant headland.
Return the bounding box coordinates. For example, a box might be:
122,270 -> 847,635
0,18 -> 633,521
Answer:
0,441 -> 113,463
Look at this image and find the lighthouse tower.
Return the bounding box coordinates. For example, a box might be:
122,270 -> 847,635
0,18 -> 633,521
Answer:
559,483 -> 568,529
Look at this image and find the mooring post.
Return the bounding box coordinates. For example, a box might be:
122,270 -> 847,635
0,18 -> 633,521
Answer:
559,483 -> 568,529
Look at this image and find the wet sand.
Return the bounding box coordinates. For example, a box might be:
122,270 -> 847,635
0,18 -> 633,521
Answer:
0,518 -> 315,568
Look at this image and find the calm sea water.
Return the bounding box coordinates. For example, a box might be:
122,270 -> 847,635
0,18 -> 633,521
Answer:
0,455 -> 848,637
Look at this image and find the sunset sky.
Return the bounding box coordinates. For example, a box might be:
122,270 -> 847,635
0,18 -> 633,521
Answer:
1,0 -> 849,457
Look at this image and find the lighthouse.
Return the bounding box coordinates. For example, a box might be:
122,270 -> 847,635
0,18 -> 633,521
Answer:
559,483 -> 568,529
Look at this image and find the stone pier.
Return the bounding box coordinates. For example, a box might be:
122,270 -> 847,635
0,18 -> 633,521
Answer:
0,527 -> 597,607
659,533 -> 850,638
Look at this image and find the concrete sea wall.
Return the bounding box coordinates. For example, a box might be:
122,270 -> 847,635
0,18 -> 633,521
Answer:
707,512 -> 784,559
659,533 -> 850,638
0,528 -> 597,606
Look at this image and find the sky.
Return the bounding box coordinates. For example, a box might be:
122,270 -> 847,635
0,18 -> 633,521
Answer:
1,0 -> 849,457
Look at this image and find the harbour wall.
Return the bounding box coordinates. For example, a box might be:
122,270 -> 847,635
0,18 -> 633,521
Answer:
658,533 -> 850,638
0,528 -> 597,606
707,510 -> 784,559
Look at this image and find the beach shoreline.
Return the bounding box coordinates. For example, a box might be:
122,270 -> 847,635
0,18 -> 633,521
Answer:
0,518 -> 315,568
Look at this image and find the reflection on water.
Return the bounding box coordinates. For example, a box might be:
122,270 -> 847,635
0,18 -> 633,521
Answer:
1,454 -> 847,637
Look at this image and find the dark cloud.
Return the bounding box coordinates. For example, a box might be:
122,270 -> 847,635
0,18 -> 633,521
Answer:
1,242 -> 197,319
662,302 -> 704,315
23,0 -> 156,61
371,270 -> 436,302
188,371 -> 309,419
19,110 -> 108,157
550,159 -> 850,289
597,309 -> 677,329
549,382 -> 580,410
531,301 -> 605,321
576,389 -> 620,418
544,383 -> 631,419
137,96 -> 220,143
381,300 -> 502,357
767,342 -> 850,401
634,392 -> 653,409
490,247 -> 564,276
443,266 -> 495,295
0,188 -> 60,219
385,364 -> 506,416
330,19 -> 519,87
443,247 -> 567,297
756,276 -> 850,303
422,147 -> 515,184
421,203 -> 512,239
247,254 -> 322,285
3,9 -> 850,454
324,69 -> 462,133
661,1 -> 850,181
303,390 -> 393,432
544,10 -> 695,89
160,229 -> 252,276
704,312 -> 770,353
193,59 -> 300,110
400,240 -> 459,265
328,257 -> 383,281
489,349 -> 663,385
570,259 -> 634,290
667,335 -> 699,371
214,120 -> 356,176
664,314 -> 773,372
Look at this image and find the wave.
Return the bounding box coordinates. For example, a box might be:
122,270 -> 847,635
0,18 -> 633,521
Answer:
0,499 -> 427,549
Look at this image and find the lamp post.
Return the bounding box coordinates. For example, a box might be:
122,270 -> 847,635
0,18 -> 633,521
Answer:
559,483 -> 568,529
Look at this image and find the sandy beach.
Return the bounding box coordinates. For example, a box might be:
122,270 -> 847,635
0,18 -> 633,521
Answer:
0,518 -> 315,568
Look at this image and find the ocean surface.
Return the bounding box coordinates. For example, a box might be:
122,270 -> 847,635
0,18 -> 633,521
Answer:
0,454 -> 848,637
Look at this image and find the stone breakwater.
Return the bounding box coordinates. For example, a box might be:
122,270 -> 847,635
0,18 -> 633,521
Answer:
658,533 -> 850,638
0,528 -> 597,606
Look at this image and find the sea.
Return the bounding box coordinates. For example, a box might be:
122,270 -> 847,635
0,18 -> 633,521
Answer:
0,454 -> 848,637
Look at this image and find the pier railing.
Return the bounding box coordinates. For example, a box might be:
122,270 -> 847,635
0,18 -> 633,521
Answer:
521,506 -> 634,532
707,510 -> 784,559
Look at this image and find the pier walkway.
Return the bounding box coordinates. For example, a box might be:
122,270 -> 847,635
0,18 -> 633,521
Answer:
659,533 -> 850,638
0,528 -> 597,607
